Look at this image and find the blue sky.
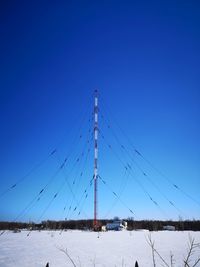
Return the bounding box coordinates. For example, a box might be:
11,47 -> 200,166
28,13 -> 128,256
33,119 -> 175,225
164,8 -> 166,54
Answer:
0,0 -> 199,222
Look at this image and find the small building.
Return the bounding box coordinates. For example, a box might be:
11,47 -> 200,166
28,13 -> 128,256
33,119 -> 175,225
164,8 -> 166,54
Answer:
101,225 -> 106,232
106,220 -> 127,231
163,225 -> 175,231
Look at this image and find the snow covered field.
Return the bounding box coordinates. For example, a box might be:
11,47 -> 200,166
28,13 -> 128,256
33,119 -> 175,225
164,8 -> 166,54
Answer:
0,230 -> 200,267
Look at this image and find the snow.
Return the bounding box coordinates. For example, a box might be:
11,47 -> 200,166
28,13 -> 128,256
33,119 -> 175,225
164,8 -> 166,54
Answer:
0,230 -> 200,267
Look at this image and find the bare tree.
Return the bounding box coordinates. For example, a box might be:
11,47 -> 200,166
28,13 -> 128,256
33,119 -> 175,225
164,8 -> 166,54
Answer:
184,236 -> 200,267
146,234 -> 200,267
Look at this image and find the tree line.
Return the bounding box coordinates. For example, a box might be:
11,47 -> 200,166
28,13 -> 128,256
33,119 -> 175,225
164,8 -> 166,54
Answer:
0,219 -> 200,231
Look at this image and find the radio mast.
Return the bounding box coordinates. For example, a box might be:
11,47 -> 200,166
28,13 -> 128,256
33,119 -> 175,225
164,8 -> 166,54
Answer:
93,89 -> 98,230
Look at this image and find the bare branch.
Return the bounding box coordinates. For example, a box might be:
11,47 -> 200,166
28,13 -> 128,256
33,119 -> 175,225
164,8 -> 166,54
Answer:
184,236 -> 196,267
192,257 -> 200,267
146,234 -> 170,267
57,247 -> 77,267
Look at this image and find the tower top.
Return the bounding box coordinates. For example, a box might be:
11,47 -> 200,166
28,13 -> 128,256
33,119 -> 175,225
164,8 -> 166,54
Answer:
94,89 -> 98,96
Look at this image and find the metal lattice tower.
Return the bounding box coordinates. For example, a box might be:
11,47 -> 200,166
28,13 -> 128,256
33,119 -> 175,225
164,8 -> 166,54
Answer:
93,89 -> 98,230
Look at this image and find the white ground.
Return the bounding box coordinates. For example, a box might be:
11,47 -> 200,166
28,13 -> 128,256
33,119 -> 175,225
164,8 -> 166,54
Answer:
0,230 -> 200,267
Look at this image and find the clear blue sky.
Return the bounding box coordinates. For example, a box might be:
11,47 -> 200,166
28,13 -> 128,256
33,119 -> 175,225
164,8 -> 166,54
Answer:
0,0 -> 199,222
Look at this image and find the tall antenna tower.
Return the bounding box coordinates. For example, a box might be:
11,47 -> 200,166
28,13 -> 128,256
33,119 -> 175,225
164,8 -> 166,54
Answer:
93,89 -> 98,230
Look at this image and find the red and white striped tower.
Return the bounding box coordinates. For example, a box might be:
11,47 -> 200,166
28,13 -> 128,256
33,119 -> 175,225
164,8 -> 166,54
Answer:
94,89 -> 98,230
